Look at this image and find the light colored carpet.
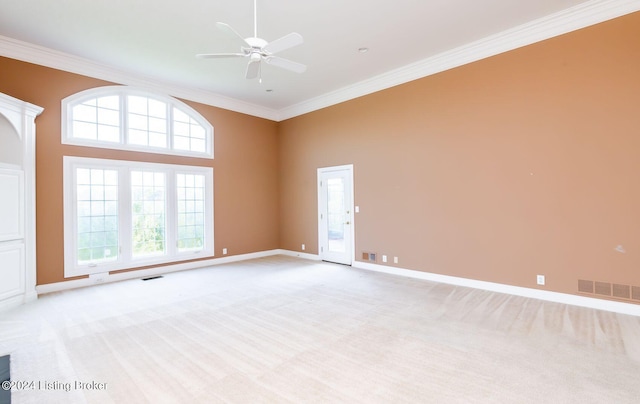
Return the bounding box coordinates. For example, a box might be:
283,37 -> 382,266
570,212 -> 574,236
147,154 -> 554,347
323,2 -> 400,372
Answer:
1,255 -> 640,403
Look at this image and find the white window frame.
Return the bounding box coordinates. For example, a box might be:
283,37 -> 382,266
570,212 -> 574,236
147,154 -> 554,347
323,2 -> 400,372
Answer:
61,86 -> 214,159
63,156 -> 214,278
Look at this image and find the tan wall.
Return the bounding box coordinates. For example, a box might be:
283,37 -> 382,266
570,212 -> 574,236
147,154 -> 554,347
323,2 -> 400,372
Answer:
278,12 -> 640,299
0,57 -> 280,285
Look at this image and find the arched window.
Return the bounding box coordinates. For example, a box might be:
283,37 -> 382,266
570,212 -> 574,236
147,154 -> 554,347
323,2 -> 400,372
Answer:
62,86 -> 213,159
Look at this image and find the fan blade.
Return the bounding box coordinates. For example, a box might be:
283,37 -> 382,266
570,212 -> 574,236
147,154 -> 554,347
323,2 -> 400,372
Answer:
196,53 -> 246,59
216,22 -> 250,46
246,59 -> 260,79
264,56 -> 306,73
263,32 -> 303,55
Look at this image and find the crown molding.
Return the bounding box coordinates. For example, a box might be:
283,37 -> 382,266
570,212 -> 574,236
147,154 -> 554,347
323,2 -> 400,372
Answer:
1,0 -> 639,122
277,0 -> 640,121
0,35 -> 280,121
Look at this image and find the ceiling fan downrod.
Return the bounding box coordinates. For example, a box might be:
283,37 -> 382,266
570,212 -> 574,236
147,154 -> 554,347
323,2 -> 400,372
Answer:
253,0 -> 258,38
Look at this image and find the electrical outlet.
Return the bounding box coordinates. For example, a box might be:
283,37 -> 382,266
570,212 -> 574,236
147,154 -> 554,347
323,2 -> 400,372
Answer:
301,244 -> 305,251
382,255 -> 387,263
537,275 -> 545,285
393,256 -> 398,264
222,248 -> 227,255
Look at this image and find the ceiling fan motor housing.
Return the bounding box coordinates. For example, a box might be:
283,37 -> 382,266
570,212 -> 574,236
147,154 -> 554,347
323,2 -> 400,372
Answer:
245,37 -> 269,58
245,37 -> 268,49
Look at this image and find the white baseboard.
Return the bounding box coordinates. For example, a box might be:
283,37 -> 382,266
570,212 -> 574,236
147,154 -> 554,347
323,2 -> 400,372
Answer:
34,251 -> 639,317
0,290 -> 38,312
352,261 -> 640,317
0,294 -> 29,312
277,249 -> 321,261
36,249 -> 283,295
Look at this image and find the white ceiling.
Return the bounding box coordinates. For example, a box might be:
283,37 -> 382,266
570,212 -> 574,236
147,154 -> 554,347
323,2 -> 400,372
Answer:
0,0 -> 638,120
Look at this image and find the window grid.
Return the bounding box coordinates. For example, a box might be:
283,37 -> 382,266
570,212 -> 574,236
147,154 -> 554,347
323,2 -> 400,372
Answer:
76,168 -> 118,264
127,96 -> 168,149
71,96 -> 120,143
65,157 -> 213,278
131,170 -> 166,257
173,107 -> 207,153
177,173 -> 205,251
63,87 -> 213,159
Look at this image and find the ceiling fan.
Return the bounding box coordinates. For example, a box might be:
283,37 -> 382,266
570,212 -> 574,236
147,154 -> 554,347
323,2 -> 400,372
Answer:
196,0 -> 306,81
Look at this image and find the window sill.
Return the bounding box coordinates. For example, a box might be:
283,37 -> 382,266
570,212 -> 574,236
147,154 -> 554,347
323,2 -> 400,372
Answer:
65,250 -> 215,278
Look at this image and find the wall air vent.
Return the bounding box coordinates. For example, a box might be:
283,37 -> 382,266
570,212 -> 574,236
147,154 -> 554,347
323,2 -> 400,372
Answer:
612,284 -> 631,299
594,282 -> 612,296
361,252 -> 377,262
578,279 -> 594,293
579,279 -> 640,303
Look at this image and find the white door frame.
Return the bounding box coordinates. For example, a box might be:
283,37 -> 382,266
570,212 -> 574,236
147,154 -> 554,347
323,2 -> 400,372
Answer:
0,93 -> 43,311
317,164 -> 354,265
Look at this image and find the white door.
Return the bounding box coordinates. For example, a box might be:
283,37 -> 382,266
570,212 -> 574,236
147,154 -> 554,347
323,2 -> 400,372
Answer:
318,165 -> 354,265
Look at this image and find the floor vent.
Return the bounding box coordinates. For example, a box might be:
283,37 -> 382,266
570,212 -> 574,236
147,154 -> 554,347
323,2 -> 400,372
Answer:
594,282 -> 612,296
142,276 -> 163,281
632,286 -> 640,301
612,284 -> 631,299
578,279 -> 594,293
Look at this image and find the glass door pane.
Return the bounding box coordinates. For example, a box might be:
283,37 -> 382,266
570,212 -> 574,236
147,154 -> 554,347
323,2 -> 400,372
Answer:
327,178 -> 346,253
